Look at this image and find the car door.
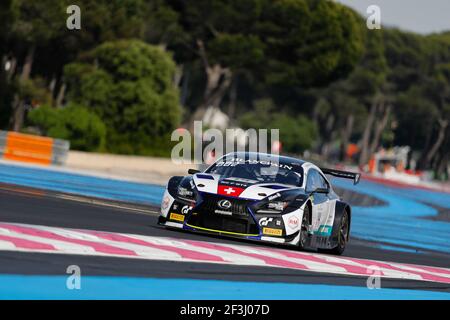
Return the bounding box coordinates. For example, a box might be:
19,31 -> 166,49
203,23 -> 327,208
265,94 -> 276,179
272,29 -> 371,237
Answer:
306,169 -> 331,235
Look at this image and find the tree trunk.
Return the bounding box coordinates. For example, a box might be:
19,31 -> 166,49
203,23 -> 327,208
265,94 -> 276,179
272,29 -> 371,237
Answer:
180,65 -> 190,107
369,104 -> 391,157
424,118 -> 448,168
55,82 -> 66,107
358,97 -> 378,167
321,114 -> 335,158
49,75 -> 56,97
339,114 -> 354,161
20,46 -> 34,81
227,76 -> 238,121
436,151 -> 449,180
418,123 -> 433,169
201,62 -> 233,111
188,40 -> 232,129
173,64 -> 183,88
10,45 -> 35,132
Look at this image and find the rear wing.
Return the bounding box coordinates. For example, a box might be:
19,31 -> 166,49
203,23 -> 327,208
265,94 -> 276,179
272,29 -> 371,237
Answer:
320,168 -> 361,185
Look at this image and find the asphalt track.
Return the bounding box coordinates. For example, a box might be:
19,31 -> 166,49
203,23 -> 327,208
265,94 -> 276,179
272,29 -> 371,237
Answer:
0,183 -> 449,298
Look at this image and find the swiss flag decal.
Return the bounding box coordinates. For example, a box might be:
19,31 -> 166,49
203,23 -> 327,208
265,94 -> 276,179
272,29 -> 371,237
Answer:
217,185 -> 245,197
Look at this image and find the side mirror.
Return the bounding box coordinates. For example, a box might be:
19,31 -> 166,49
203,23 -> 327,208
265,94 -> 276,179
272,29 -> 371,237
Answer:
188,168 -> 201,175
312,187 -> 329,194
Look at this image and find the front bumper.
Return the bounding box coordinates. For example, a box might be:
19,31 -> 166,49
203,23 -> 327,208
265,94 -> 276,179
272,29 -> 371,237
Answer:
158,211 -> 299,246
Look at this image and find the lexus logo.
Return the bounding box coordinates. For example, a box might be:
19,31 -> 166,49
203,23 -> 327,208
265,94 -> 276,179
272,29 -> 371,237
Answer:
218,199 -> 232,210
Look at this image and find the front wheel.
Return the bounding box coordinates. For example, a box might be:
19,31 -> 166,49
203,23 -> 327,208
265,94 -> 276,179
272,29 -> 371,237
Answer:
318,211 -> 349,255
297,205 -> 311,250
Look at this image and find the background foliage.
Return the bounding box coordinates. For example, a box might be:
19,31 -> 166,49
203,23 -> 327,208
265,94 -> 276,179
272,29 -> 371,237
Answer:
0,0 -> 449,178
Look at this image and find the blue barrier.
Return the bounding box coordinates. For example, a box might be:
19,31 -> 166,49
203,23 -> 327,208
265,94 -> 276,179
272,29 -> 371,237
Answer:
0,163 -> 164,205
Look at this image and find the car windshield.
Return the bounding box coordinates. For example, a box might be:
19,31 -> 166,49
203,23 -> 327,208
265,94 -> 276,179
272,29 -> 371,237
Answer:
205,157 -> 304,187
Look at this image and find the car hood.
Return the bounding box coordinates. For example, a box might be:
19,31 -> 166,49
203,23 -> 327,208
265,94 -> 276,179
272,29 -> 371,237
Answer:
192,173 -> 303,200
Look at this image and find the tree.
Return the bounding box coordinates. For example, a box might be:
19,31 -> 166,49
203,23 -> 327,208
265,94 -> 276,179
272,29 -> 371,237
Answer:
64,39 -> 182,155
312,81 -> 366,161
387,30 -> 450,173
8,0 -> 69,131
261,0 -> 364,88
310,27 -> 388,164
162,0 -> 364,126
27,104 -> 106,151
166,0 -> 266,125
240,99 -> 317,153
0,0 -> 16,128
4,0 -> 148,132
42,0 -> 148,108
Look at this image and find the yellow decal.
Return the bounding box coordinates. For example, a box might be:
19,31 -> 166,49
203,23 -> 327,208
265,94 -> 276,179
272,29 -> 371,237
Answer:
263,227 -> 283,236
170,213 -> 185,222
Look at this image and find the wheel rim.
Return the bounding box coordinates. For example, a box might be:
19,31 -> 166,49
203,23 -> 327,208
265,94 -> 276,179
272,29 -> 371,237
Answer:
338,214 -> 349,248
299,210 -> 309,247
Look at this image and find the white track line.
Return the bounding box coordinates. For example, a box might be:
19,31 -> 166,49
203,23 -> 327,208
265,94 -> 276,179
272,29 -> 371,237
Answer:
0,222 -> 449,284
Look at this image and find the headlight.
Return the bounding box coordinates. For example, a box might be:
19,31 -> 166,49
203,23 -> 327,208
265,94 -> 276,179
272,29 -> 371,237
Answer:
176,186 -> 197,203
256,201 -> 289,214
178,186 -> 194,197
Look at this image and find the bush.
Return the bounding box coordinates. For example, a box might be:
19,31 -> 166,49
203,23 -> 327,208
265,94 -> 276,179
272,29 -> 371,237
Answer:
64,39 -> 182,155
27,104 -> 106,152
270,114 -> 317,154
240,99 -> 317,154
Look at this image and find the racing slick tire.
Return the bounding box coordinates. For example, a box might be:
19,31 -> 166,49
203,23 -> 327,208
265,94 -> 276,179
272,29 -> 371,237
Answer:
318,210 -> 349,256
297,204 -> 311,251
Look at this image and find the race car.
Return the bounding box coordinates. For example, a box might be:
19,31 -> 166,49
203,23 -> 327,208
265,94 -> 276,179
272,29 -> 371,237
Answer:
158,152 -> 360,255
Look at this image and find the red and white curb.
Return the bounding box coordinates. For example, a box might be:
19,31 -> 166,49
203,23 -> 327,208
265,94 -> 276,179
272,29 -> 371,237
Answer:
0,222 -> 449,284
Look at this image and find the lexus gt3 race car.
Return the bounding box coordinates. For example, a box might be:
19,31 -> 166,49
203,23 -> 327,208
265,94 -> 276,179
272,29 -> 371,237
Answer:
158,152 -> 360,255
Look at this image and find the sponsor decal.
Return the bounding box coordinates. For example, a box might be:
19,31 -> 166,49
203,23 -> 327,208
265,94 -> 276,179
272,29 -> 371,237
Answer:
169,213 -> 185,222
263,227 -> 283,236
217,199 -> 232,210
315,225 -> 332,236
259,217 -> 273,226
268,193 -> 281,201
181,205 -> 193,214
223,177 -> 258,184
288,216 -> 299,229
214,210 -> 233,216
161,196 -> 171,210
217,185 -> 245,197
217,159 -> 294,171
220,177 -> 256,188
